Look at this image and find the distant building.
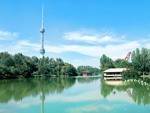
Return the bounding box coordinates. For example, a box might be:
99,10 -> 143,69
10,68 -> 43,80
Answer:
82,71 -> 91,76
103,68 -> 127,81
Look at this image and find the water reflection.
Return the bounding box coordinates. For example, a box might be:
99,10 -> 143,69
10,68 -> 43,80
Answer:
0,77 -> 77,113
0,77 -> 99,113
101,79 -> 150,105
0,77 -> 76,103
77,76 -> 100,84
0,77 -> 149,113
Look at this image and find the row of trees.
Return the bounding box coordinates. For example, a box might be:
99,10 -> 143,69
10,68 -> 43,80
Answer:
100,48 -> 150,76
0,52 -> 77,79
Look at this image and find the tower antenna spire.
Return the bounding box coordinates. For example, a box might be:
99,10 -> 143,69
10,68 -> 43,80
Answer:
40,5 -> 45,57
42,5 -> 44,29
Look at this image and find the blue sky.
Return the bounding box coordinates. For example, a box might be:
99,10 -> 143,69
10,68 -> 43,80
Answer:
0,0 -> 150,67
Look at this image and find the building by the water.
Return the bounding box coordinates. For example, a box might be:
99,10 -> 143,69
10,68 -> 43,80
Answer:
81,71 -> 92,76
103,68 -> 127,81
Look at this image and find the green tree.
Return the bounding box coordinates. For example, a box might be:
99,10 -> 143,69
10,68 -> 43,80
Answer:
0,52 -> 78,79
132,48 -> 150,75
61,64 -> 77,76
100,54 -> 114,71
55,58 -> 64,76
114,59 -> 132,68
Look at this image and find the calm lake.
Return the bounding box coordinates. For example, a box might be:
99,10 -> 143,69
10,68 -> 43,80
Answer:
0,77 -> 149,113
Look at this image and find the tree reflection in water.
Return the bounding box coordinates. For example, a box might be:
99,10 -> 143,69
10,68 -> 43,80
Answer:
0,77 -> 77,113
0,77 -> 149,113
0,77 -> 99,113
101,79 -> 150,105
0,77 -> 76,103
0,77 -> 99,103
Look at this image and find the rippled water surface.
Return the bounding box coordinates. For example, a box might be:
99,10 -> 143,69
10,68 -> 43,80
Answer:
0,77 -> 149,113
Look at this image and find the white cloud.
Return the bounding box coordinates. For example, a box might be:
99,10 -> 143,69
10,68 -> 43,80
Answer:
16,40 -> 138,58
64,31 -> 125,44
0,30 -> 18,40
67,58 -> 100,68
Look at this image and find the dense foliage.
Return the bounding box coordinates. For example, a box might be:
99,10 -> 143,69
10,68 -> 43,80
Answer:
114,59 -> 132,68
77,66 -> 100,76
0,52 -> 77,79
132,48 -> 150,75
100,54 -> 115,71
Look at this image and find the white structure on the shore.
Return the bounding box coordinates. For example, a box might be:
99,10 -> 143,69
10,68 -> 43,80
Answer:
40,6 -> 45,57
104,68 -> 127,80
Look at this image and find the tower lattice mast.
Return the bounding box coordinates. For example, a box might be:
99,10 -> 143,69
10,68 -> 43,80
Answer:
40,6 -> 45,57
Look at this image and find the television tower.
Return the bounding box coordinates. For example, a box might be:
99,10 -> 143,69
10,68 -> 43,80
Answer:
40,6 -> 45,57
